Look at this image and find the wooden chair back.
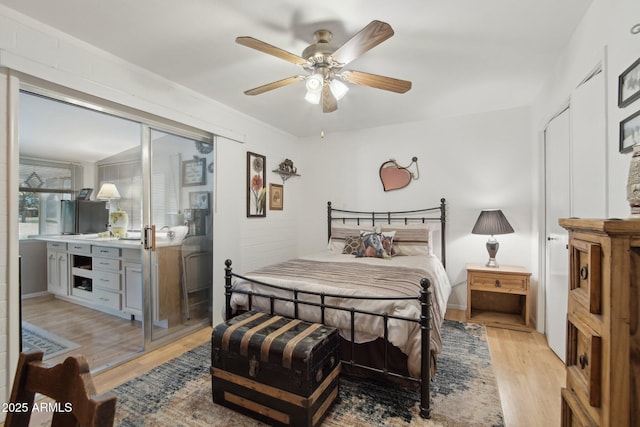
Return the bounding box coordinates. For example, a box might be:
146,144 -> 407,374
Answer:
5,351 -> 117,427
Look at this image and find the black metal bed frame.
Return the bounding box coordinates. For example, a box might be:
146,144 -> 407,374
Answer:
224,198 -> 446,419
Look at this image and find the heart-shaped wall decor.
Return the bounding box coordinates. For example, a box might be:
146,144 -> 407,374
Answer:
379,161 -> 413,191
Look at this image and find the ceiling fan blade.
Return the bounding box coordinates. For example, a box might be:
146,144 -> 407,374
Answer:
341,70 -> 412,93
236,36 -> 308,66
244,76 -> 305,95
322,84 -> 338,113
330,20 -> 394,66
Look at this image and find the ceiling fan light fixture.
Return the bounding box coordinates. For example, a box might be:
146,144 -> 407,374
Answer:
329,79 -> 349,101
305,90 -> 321,104
305,74 -> 323,93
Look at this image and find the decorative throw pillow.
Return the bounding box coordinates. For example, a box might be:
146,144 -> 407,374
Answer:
342,236 -> 362,255
356,231 -> 395,259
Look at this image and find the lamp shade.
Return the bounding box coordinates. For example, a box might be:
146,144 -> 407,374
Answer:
96,183 -> 121,200
472,209 -> 514,235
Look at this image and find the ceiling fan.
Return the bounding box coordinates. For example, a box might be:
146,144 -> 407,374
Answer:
236,20 -> 412,113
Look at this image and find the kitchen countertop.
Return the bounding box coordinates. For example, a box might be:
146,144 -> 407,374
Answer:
31,226 -> 187,249
34,234 -> 143,249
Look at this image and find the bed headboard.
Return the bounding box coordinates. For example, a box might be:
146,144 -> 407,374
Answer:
327,198 -> 447,268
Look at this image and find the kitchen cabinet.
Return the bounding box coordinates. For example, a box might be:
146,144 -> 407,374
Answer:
154,246 -> 182,328
123,262 -> 142,316
44,239 -> 142,320
46,242 -> 68,296
68,242 -> 93,301
92,246 -> 122,312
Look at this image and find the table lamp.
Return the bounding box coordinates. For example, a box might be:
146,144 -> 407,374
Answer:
471,209 -> 514,268
97,183 -> 128,237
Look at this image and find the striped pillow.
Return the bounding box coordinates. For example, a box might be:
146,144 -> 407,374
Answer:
381,225 -> 432,256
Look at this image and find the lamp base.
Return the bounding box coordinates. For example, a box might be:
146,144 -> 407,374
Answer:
485,237 -> 500,268
485,258 -> 499,268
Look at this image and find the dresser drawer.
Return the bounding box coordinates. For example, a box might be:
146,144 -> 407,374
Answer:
469,272 -> 527,292
566,309 -> 602,408
94,288 -> 121,311
93,270 -> 121,291
93,257 -> 120,271
561,388 -> 598,427
568,238 -> 602,315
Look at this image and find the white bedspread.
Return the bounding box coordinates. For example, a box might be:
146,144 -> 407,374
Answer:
230,252 -> 451,377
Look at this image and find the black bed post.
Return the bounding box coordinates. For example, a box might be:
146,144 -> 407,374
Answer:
327,201 -> 332,243
224,259 -> 233,321
419,278 -> 432,419
440,198 -> 446,269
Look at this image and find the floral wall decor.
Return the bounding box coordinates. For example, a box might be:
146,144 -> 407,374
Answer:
247,151 -> 266,217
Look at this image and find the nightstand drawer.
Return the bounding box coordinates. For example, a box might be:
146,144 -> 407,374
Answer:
469,273 -> 527,292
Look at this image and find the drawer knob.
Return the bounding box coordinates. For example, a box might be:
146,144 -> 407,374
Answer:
494,279 -> 501,287
579,353 -> 588,369
579,265 -> 589,280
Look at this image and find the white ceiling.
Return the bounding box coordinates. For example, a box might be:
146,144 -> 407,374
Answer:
4,0 -> 593,160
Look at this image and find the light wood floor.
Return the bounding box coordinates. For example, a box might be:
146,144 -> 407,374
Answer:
446,310 -> 566,427
14,309 -> 565,427
22,295 -> 144,368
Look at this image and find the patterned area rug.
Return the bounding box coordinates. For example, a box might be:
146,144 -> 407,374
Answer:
111,320 -> 504,426
21,321 -> 81,360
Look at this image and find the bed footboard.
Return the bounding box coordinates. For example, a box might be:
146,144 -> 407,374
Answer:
223,258 -> 433,419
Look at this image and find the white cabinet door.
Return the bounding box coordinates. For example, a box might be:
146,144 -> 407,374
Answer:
47,250 -> 68,296
123,262 -> 142,315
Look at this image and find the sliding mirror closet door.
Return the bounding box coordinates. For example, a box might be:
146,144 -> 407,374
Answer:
144,128 -> 213,342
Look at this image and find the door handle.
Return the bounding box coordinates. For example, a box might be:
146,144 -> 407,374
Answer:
143,225 -> 156,251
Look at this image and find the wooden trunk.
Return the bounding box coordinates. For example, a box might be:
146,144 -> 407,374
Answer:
211,311 -> 340,427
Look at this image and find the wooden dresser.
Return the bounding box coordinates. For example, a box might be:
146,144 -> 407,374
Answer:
559,218 -> 640,426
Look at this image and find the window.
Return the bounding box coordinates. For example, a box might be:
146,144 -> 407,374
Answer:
98,158 -> 142,232
19,159 -> 81,239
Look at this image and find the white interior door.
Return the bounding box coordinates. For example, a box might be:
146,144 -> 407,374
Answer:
544,108 -> 570,362
571,70 -> 606,217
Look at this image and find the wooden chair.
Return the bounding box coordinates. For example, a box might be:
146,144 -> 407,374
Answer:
5,351 -> 117,427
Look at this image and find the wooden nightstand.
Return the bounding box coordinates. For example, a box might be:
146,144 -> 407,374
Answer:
466,263 -> 531,331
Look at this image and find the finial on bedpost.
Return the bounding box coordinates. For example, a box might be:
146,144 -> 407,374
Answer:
224,259 -> 233,320
419,277 -> 432,419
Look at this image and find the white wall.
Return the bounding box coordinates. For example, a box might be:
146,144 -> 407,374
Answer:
297,106 -> 534,310
532,0 -> 640,217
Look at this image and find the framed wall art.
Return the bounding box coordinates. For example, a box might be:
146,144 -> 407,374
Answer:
247,151 -> 266,217
269,183 -> 283,210
619,57 -> 640,108
182,158 -> 206,186
189,191 -> 210,213
620,109 -> 640,153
